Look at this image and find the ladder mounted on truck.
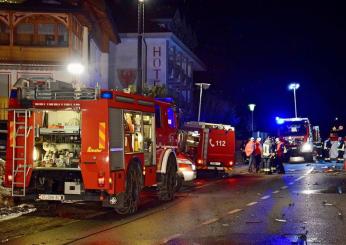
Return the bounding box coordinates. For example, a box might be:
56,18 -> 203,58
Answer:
11,109 -> 32,196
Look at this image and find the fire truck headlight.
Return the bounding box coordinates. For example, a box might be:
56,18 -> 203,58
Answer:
301,143 -> 313,152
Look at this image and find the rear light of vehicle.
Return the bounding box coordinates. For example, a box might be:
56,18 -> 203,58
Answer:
98,171 -> 105,187
229,161 -> 234,166
8,174 -> 13,182
197,159 -> 203,164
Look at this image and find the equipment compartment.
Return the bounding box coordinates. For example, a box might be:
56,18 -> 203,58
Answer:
33,110 -> 81,169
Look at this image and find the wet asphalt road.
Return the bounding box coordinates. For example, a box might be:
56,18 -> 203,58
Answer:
2,161 -> 346,244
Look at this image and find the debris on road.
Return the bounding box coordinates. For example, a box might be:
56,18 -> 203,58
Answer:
275,218 -> 287,223
322,200 -> 333,206
0,204 -> 36,222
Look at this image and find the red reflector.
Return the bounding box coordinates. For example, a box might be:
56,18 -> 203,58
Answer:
197,159 -> 203,164
229,161 -> 234,166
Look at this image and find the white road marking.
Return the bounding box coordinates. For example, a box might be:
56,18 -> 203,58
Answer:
162,233 -> 182,243
246,202 -> 258,206
295,176 -> 305,181
281,186 -> 288,189
228,208 -> 242,214
272,190 -> 280,194
202,218 -> 219,225
289,182 -> 294,185
261,195 -> 270,200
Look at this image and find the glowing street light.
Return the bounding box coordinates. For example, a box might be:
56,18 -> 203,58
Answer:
288,82 -> 300,118
195,83 -> 210,122
248,103 -> 256,133
67,62 -> 84,75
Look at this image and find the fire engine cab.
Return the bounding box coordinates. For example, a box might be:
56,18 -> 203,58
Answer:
182,121 -> 235,172
4,78 -> 178,214
276,117 -> 319,162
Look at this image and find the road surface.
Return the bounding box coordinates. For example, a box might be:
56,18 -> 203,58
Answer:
1,161 -> 346,244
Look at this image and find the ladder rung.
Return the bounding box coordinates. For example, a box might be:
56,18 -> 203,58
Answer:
14,158 -> 25,160
15,170 -> 25,173
15,146 -> 24,149
16,122 -> 25,125
17,164 -> 29,168
16,134 -> 25,136
13,182 -> 24,184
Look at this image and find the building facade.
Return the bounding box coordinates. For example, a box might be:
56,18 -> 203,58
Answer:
0,0 -> 120,119
110,32 -> 205,121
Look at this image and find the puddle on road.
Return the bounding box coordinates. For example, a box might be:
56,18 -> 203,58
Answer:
294,186 -> 346,195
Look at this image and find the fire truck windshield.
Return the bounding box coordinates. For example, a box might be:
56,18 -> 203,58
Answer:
278,121 -> 308,137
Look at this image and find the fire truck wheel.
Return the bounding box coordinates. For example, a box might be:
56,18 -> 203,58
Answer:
159,154 -> 177,201
114,161 -> 143,215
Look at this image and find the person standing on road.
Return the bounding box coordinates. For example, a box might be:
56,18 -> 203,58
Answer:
337,137 -> 345,162
323,137 -> 332,161
245,137 -> 255,172
262,136 -> 274,174
254,137 -> 262,173
275,137 -> 285,174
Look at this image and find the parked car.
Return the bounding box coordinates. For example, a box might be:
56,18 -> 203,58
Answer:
176,153 -> 197,191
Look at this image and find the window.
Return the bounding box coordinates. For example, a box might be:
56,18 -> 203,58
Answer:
143,114 -> 155,166
38,23 -> 55,46
124,112 -> 143,153
15,23 -> 34,45
155,105 -> 161,128
0,21 -> 10,45
167,107 -> 176,128
14,15 -> 69,47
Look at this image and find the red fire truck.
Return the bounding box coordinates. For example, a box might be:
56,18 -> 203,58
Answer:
182,121 -> 235,172
276,117 -> 319,162
3,78 -> 178,214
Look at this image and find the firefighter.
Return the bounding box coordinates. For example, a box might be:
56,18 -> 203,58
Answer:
275,137 -> 285,174
254,137 -> 262,173
262,136 -> 274,174
245,137 -> 255,172
323,137 -> 332,162
337,137 -> 345,162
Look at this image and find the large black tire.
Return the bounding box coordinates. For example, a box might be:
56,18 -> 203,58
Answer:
114,161 -> 143,215
159,154 -> 177,201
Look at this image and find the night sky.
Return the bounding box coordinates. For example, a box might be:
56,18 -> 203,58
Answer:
122,0 -> 346,137
182,0 -> 345,137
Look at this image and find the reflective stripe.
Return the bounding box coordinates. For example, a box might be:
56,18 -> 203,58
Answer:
99,122 -> 106,149
9,121 -> 14,147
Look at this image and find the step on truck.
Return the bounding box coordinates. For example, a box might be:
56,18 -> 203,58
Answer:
3,78 -> 179,214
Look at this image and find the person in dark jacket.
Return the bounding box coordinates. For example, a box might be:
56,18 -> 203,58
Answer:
275,137 -> 285,174
323,137 -> 332,161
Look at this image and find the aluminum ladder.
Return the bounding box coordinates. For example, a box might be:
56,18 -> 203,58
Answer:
11,109 -> 32,196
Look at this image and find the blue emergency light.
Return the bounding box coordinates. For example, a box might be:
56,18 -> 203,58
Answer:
101,91 -> 113,99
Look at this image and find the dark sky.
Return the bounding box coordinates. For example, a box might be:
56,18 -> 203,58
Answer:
183,0 -> 346,136
120,0 -> 346,137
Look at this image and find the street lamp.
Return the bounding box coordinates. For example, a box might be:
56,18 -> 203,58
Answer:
195,83 -> 210,122
288,82 -> 300,118
137,0 -> 145,94
248,103 -> 256,133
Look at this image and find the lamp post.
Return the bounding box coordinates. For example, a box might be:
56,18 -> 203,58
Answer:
248,103 -> 256,133
288,82 -> 300,118
195,83 -> 210,122
137,0 -> 145,94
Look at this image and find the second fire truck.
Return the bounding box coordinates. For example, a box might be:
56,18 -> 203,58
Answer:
3,78 -> 179,214
181,121 -> 235,173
